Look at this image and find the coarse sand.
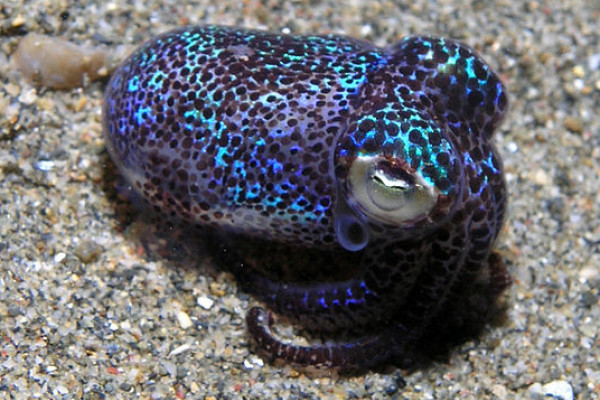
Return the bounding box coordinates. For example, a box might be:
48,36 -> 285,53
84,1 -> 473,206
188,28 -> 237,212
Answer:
1,1 -> 599,399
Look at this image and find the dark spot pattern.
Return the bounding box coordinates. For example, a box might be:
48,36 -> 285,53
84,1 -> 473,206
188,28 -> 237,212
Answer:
103,26 -> 510,371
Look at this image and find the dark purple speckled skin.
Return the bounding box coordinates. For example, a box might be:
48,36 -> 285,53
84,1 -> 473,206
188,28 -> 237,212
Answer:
103,26 -> 511,370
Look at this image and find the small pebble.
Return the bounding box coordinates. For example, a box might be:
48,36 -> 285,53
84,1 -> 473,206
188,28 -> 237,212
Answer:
176,310 -> 193,329
563,116 -> 583,134
18,88 -> 37,105
53,252 -> 67,264
588,53 -> 600,70
55,385 -> 68,395
580,291 -> 598,308
120,383 -> 132,392
384,384 -> 399,395
160,360 -> 177,377
533,169 -> 552,186
529,383 -> 544,399
176,366 -> 188,379
543,380 -> 574,400
35,160 -> 57,172
491,384 -> 508,398
76,240 -> 103,263
506,141 -> 519,153
11,14 -> 25,27
529,380 -> 574,400
243,356 -> 264,370
8,306 -> 22,317
169,343 -> 192,356
197,296 -> 215,310
189,382 -> 200,393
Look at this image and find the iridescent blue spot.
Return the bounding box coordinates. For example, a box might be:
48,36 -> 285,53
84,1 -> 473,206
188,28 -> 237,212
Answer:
127,76 -> 139,92
133,105 -> 151,126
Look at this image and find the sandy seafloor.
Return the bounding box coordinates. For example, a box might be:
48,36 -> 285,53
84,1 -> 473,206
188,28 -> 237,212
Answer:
1,0 -> 599,399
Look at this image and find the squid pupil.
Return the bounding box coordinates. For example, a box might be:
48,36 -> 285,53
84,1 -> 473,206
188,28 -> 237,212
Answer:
373,172 -> 408,192
373,161 -> 415,188
346,222 -> 366,246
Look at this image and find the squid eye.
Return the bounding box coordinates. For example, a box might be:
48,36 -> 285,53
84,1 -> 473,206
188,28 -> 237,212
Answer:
348,156 -> 438,225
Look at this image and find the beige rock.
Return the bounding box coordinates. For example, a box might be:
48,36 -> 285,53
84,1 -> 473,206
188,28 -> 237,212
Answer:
12,33 -> 110,89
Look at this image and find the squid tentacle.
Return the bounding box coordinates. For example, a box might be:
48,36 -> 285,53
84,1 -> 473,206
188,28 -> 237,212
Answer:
246,307 -> 412,370
217,237 -> 429,332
